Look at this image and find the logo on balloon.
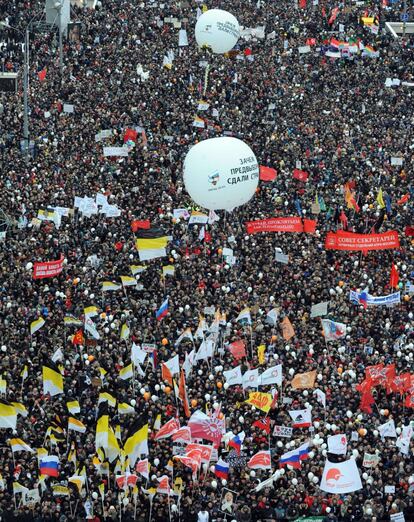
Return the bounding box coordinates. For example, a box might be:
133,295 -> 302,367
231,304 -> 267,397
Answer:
208,171 -> 220,186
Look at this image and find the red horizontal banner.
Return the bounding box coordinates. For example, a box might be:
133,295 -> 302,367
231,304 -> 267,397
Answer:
325,231 -> 400,251
245,217 -> 317,235
33,256 -> 65,279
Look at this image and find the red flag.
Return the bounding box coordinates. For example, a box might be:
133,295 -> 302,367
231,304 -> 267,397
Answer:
359,391 -> 375,413
186,443 -> 213,464
259,166 -> 277,181
38,68 -> 47,82
229,340 -> 246,360
349,195 -> 360,212
244,48 -> 252,56
292,169 -> 309,182
131,220 -> 151,232
135,459 -> 149,479
306,38 -> 317,46
154,417 -> 180,441
179,369 -> 191,418
339,211 -> 348,230
405,226 -> 414,237
247,450 -> 272,470
397,194 -> 410,205
72,329 -> 84,346
157,475 -> 171,494
252,417 -> 271,434
389,373 -> 411,394
124,128 -> 138,143
405,394 -> 414,408
172,426 -> 192,444
299,0 -> 306,8
389,263 -> 399,289
356,379 -> 372,394
328,7 -> 340,25
116,474 -> 138,489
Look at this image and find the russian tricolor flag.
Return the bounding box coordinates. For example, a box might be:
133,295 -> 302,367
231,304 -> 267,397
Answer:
214,458 -> 229,480
228,431 -> 245,455
279,442 -> 310,469
156,298 -> 169,321
39,455 -> 59,477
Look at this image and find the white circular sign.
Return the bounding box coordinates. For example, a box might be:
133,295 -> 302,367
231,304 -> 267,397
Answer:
195,9 -> 240,54
183,137 -> 259,211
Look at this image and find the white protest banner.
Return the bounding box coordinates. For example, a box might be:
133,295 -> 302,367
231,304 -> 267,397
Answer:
173,208 -> 190,220
385,485 -> 396,494
378,420 -> 397,439
311,301 -> 329,318
362,453 -> 380,468
391,157 -> 403,166
100,204 -> 121,217
275,251 -> 289,264
178,29 -> 188,46
273,425 -> 293,438
95,129 -> 113,142
142,343 -> 157,353
63,104 -> 74,113
298,45 -> 311,54
390,512 -> 405,522
350,290 -> 401,307
103,146 -> 129,157
320,459 -> 362,494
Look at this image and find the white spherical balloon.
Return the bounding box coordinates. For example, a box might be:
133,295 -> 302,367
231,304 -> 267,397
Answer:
183,137 -> 259,211
195,9 -> 240,54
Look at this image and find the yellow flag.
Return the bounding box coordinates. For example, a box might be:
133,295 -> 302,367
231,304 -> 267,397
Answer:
245,391 -> 273,413
257,345 -> 266,365
376,188 -> 385,209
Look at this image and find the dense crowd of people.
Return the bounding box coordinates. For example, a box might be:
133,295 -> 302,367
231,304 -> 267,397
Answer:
0,0 -> 413,520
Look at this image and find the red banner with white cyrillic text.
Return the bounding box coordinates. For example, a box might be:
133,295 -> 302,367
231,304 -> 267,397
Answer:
325,231 -> 400,251
245,217 -> 316,235
33,255 -> 65,279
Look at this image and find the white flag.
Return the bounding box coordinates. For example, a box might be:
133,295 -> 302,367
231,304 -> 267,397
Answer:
259,364 -> 282,386
84,317 -> 100,340
183,350 -> 195,376
51,348 -> 64,363
223,366 -> 243,386
266,308 -> 278,326
164,355 -> 180,376
194,339 -> 214,361
131,344 -> 147,366
242,369 -> 259,390
327,434 -> 347,455
378,420 -> 397,439
313,388 -> 326,408
320,459 -> 362,494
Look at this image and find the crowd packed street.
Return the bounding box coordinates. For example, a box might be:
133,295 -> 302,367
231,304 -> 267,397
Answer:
0,0 -> 413,520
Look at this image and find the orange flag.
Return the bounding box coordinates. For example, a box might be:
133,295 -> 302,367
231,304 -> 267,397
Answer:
291,370 -> 317,389
161,363 -> 173,385
281,317 -> 295,341
178,370 -> 190,418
